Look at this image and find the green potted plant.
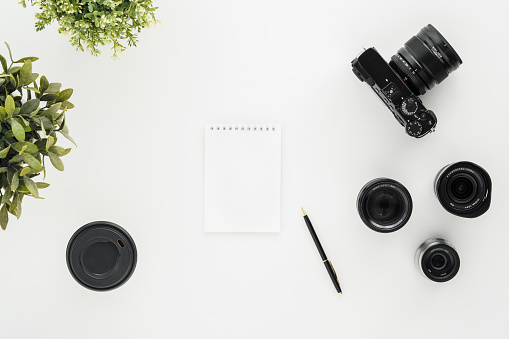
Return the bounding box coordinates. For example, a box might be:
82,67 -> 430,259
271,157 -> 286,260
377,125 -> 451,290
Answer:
0,42 -> 75,230
20,0 -> 158,58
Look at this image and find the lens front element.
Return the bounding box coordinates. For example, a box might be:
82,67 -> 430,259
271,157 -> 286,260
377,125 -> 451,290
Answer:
357,178 -> 413,233
415,238 -> 460,282
435,161 -> 492,218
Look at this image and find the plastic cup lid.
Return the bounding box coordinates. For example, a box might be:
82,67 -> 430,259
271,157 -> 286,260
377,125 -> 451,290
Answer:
66,221 -> 137,291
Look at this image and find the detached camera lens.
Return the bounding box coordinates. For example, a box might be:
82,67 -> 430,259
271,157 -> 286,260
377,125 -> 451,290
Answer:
415,238 -> 460,282
357,178 -> 412,233
434,161 -> 492,218
389,24 -> 462,95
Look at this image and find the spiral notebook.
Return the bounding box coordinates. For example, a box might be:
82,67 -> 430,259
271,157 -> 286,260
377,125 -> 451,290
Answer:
204,124 -> 281,232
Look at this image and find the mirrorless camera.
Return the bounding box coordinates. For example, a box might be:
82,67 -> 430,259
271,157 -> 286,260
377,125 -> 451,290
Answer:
351,24 -> 462,138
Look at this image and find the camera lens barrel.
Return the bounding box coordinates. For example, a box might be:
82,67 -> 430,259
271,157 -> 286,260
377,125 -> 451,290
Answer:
389,24 -> 462,95
357,178 -> 412,233
434,161 -> 492,218
415,238 -> 460,282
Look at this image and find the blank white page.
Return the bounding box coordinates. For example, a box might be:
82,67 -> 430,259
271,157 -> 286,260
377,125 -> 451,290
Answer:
204,124 -> 281,232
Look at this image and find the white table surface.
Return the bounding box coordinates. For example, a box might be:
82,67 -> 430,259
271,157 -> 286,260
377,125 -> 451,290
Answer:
1,1 -> 508,338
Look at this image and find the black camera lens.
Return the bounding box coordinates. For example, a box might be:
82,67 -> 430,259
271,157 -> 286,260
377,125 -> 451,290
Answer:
357,178 -> 412,233
389,24 -> 462,95
434,161 -> 492,218
415,238 -> 460,282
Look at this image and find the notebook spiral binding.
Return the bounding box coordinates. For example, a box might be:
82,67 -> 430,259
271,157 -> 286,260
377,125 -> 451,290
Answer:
208,124 -> 278,132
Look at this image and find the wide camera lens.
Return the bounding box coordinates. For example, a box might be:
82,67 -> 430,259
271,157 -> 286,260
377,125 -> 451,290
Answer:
357,178 -> 412,233
434,161 -> 492,218
389,24 -> 462,95
415,238 -> 460,282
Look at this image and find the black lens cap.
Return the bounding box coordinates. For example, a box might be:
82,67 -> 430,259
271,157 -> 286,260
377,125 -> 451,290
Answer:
66,221 -> 137,291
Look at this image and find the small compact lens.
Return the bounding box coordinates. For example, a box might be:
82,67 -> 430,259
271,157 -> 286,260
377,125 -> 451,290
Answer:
434,161 -> 492,218
357,178 -> 412,233
415,238 -> 460,282
389,24 -> 462,95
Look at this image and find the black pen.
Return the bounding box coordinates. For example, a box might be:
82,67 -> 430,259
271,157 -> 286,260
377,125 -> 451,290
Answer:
302,208 -> 342,294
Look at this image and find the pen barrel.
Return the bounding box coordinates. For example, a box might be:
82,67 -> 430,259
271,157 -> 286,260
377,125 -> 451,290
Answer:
324,260 -> 342,294
304,215 -> 327,261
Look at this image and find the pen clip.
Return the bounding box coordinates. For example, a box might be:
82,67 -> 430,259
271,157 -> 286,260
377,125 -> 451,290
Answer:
329,260 -> 340,283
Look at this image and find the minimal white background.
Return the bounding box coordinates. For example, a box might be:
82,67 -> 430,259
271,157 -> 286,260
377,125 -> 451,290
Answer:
0,1 -> 507,338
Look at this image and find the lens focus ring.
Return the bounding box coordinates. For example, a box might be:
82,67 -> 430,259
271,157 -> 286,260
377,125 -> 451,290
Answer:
389,24 -> 462,95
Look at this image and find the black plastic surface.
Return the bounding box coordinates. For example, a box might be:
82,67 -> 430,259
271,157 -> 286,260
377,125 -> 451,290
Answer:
66,221 -> 137,291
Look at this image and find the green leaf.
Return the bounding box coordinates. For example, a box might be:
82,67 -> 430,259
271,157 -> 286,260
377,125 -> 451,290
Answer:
60,101 -> 74,110
20,60 -> 32,86
36,182 -> 50,189
14,56 -> 39,63
39,117 -> 53,130
24,87 -> 40,94
40,102 -> 61,117
0,53 -> 7,73
49,145 -> 71,156
56,89 -> 73,103
7,66 -> 21,74
0,146 -> 10,158
0,167 -> 7,173
0,204 -> 8,230
20,167 -> 30,177
48,152 -> 64,171
26,73 -> 39,85
5,95 -> 15,116
40,76 -> 49,93
60,131 -> 77,147
40,93 -> 59,101
5,42 -> 14,62
9,192 -> 22,219
24,176 -> 39,198
46,136 -> 55,151
0,106 -> 6,120
11,141 -> 38,154
10,118 -> 25,142
21,152 -> 43,171
1,189 -> 12,204
8,154 -> 23,164
19,117 -> 31,131
46,83 -> 61,94
11,171 -> 19,191
19,99 -> 40,116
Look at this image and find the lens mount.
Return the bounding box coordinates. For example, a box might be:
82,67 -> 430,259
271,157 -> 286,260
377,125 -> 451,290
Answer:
357,178 -> 412,233
415,238 -> 460,283
434,161 -> 492,218
389,24 -> 462,95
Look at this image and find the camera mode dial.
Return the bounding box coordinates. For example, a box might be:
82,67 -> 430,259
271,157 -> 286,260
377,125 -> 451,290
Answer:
401,97 -> 418,115
406,121 -> 422,137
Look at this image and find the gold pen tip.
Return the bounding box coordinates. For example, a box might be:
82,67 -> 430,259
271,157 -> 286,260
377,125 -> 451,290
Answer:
339,292 -> 342,295
301,207 -> 306,216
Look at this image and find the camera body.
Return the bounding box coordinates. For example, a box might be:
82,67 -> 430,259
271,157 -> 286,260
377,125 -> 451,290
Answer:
352,48 -> 437,138
352,24 -> 462,138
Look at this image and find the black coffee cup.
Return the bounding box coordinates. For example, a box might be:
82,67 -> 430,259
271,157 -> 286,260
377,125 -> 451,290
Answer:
66,221 -> 137,291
